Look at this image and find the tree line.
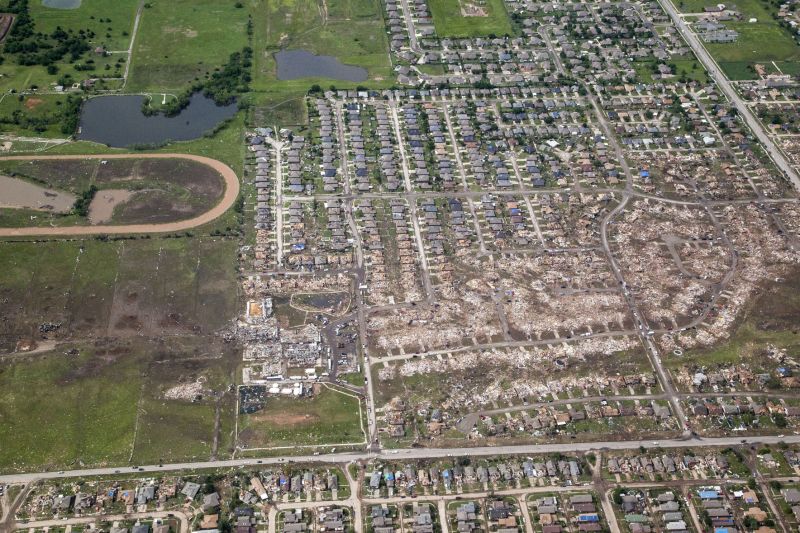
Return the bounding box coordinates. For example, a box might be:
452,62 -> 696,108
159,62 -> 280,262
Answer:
142,47 -> 253,117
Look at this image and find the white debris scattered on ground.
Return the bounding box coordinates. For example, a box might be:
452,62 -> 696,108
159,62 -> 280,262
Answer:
164,379 -> 205,401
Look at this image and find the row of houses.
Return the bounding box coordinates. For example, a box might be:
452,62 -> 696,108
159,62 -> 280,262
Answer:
401,103 -> 458,190
314,100 -> 343,194
246,470 -> 339,503
368,459 -> 584,493
607,453 -> 730,476
285,199 -> 353,270
249,130 -> 273,271
620,491 -> 688,533
532,494 -> 602,533
346,102 -> 402,192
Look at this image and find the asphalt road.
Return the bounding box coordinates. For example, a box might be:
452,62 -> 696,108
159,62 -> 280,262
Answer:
2,434 -> 799,484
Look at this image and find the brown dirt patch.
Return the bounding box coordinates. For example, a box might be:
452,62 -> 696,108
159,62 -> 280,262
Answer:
23,98 -> 44,110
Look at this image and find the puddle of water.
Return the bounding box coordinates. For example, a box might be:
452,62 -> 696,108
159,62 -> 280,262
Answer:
88,189 -> 134,224
274,49 -> 368,82
0,175 -> 75,212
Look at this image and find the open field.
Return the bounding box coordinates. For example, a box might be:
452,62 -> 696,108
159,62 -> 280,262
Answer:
428,0 -> 513,37
127,0 -> 250,92
706,22 -> 800,80
0,336 -> 240,472
29,0 -> 141,52
249,0 -> 391,89
0,93 -> 73,138
0,232 -> 240,472
236,386 -> 364,449
0,0 -> 139,93
678,0 -> 775,19
0,343 -> 141,471
0,237 -> 239,351
0,153 -> 239,236
246,0 -> 392,125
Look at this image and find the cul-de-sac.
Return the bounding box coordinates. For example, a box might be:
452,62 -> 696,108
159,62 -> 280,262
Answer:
3,0 -> 800,532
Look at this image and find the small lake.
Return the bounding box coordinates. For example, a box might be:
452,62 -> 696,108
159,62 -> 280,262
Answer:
275,49 -> 368,82
77,93 -> 237,148
42,0 -> 81,8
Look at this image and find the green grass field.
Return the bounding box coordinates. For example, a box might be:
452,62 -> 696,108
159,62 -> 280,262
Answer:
0,344 -> 142,471
665,268 -> 800,379
0,93 -> 73,138
237,387 -> 364,448
633,58 -> 709,84
0,337 -> 240,471
678,0 -> 775,19
706,22 -> 800,80
127,0 -> 251,92
29,0 -> 141,51
678,0 -> 800,80
245,0 -> 392,125
0,0 -> 139,93
428,0 -> 513,37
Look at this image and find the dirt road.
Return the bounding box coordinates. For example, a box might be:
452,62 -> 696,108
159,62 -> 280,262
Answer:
0,153 -> 239,237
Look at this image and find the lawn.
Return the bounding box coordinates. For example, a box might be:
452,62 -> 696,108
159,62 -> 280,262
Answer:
633,58 -> 709,84
428,0 -> 513,37
237,386 -> 365,448
127,0 -> 251,92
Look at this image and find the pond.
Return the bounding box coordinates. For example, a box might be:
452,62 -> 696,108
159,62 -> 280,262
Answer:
77,93 -> 237,148
274,49 -> 368,82
0,175 -> 75,213
42,0 -> 81,8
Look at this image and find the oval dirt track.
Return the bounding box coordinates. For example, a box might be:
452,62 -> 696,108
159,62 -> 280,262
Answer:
0,153 -> 239,237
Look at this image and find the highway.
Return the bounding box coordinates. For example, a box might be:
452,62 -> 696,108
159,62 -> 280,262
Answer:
2,434 -> 800,484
